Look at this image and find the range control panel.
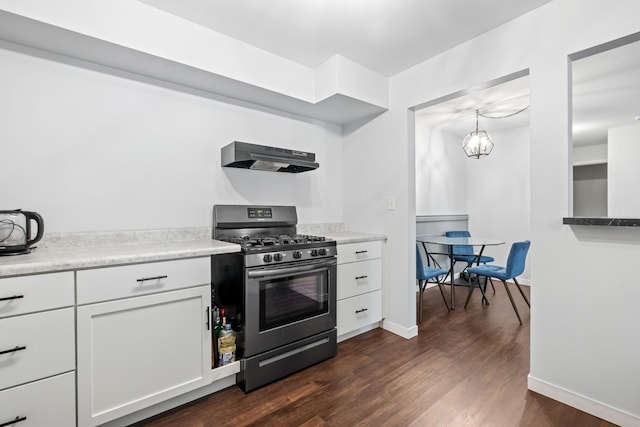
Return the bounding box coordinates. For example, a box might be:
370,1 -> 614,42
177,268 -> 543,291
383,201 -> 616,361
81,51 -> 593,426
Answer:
247,207 -> 272,218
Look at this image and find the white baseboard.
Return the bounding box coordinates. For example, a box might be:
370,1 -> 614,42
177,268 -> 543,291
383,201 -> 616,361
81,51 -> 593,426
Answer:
528,375 -> 640,426
382,319 -> 418,339
337,323 -> 380,342
102,376 -> 236,426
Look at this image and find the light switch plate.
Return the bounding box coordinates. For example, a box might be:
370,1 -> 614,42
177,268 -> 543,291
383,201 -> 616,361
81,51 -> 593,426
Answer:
387,196 -> 396,210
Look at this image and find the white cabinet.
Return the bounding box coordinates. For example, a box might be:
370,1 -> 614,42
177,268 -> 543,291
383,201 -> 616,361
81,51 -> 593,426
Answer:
0,272 -> 74,318
76,259 -> 212,427
0,372 -> 76,427
0,308 -> 75,390
336,241 -> 383,338
76,257 -> 210,304
0,272 -> 76,427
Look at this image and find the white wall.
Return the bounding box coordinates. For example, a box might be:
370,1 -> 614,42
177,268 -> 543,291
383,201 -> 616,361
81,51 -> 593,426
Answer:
414,125 -> 467,216
608,123 -> 640,217
0,46 -> 343,232
467,127 -> 531,281
415,122 -> 531,281
343,0 -> 640,424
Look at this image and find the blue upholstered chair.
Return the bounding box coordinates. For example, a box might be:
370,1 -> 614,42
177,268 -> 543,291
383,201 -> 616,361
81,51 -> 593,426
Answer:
416,245 -> 450,322
466,240 -> 531,324
445,230 -> 495,291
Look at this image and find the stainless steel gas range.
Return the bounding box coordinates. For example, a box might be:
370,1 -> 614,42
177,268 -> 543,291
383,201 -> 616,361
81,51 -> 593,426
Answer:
211,205 -> 337,392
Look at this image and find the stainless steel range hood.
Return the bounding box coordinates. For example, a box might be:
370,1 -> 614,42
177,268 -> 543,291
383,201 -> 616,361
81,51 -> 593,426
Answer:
221,141 -> 319,173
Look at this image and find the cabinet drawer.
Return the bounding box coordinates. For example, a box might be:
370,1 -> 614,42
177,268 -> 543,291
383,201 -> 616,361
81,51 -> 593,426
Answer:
337,290 -> 382,336
0,308 -> 75,390
337,259 -> 382,300
337,241 -> 382,264
0,272 -> 74,319
77,257 -> 210,304
0,372 -> 75,427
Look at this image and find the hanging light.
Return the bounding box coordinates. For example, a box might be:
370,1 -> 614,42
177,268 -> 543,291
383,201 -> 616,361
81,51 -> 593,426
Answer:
461,105 -> 530,159
462,109 -> 494,159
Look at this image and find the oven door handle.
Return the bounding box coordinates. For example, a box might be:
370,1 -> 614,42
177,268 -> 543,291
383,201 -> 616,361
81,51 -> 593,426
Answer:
247,259 -> 336,278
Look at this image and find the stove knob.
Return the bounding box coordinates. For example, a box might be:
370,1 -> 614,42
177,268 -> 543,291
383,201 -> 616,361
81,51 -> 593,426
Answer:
274,253 -> 283,262
310,249 -> 318,257
293,251 -> 302,259
319,248 -> 327,256
263,254 -> 273,263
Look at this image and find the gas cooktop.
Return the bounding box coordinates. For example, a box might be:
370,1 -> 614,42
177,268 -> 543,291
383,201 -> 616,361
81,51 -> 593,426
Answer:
221,234 -> 327,249
219,234 -> 335,257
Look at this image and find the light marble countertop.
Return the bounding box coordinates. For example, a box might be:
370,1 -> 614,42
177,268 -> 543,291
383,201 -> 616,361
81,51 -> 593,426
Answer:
0,229 -> 385,278
0,240 -> 240,278
324,231 -> 387,244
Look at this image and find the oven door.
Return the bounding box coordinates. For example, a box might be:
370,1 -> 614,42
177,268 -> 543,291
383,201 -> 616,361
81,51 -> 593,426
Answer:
244,257 -> 337,357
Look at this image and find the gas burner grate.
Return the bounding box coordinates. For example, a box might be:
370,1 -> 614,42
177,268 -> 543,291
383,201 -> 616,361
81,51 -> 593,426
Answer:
221,234 -> 327,249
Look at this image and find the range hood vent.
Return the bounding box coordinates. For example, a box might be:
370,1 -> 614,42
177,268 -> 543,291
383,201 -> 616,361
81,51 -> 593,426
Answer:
221,141 -> 319,173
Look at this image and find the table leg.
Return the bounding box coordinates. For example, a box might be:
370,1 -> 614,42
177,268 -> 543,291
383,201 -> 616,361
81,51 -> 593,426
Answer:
476,244 -> 487,304
449,245 -> 455,310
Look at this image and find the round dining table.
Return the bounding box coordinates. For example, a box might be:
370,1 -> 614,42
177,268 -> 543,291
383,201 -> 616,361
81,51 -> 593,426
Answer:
416,235 -> 504,309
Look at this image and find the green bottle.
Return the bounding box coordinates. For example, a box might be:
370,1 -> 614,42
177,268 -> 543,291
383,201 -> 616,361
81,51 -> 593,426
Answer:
213,308 -> 225,368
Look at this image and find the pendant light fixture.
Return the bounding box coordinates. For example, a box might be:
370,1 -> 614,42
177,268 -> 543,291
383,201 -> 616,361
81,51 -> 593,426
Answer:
462,105 -> 530,159
462,109 -> 493,159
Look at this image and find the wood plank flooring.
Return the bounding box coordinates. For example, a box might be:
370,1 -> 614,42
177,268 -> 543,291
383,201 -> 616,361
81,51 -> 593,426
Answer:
135,284 -> 616,427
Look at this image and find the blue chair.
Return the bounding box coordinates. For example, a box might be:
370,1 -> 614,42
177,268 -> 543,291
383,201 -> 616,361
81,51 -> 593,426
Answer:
445,230 -> 495,291
466,240 -> 531,324
416,244 -> 450,322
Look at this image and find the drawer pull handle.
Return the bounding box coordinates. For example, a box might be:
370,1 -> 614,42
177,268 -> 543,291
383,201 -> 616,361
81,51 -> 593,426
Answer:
0,417 -> 27,427
0,295 -> 24,302
0,346 -> 27,356
355,250 -> 368,254
355,275 -> 368,280
355,308 -> 368,314
136,275 -> 168,283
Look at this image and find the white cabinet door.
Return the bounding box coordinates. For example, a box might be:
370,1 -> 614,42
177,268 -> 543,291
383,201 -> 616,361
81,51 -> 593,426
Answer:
337,241 -> 382,264
336,259 -> 382,300
0,272 -> 74,319
0,372 -> 75,427
0,308 -> 75,390
337,290 -> 382,336
77,286 -> 211,427
77,257 -> 210,304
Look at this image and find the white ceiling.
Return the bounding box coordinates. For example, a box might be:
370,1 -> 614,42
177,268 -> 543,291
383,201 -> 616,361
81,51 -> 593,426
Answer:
140,0 -> 639,146
415,74 -> 531,139
140,0 -> 553,77
416,36 -> 640,146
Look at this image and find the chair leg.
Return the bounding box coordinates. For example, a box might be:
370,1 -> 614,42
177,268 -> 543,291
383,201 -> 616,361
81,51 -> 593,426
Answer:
488,277 -> 496,292
465,274 -> 490,309
464,274 -> 475,308
477,275 -> 490,306
436,279 -> 451,312
418,279 -> 425,323
480,276 -> 490,305
513,278 -> 530,307
501,279 -> 523,325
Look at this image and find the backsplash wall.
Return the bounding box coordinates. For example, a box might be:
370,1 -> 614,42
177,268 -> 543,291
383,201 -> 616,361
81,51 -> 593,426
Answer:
1,45 -> 344,233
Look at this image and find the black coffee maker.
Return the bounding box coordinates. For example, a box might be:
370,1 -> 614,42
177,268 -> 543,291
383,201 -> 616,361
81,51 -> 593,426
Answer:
0,209 -> 44,255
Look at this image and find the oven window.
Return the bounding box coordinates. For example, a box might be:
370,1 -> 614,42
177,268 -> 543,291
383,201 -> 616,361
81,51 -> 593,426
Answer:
259,271 -> 329,331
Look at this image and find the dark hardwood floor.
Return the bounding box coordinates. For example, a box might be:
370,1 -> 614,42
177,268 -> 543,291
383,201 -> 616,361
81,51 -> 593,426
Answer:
136,284 -> 616,427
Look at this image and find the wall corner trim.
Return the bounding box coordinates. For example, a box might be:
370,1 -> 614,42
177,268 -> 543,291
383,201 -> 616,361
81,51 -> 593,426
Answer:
381,320 -> 418,339
527,375 -> 639,426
